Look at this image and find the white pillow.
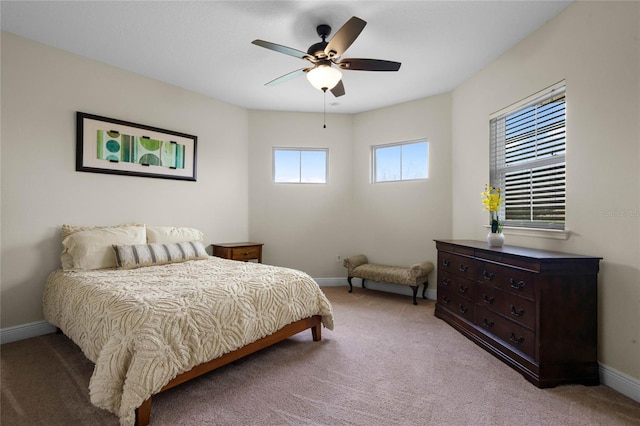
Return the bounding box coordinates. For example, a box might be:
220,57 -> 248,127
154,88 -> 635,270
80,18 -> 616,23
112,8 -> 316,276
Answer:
62,226 -> 146,270
146,226 -> 204,244
60,223 -> 141,269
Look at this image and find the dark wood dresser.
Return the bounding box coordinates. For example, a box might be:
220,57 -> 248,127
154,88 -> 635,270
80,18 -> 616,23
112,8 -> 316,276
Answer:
434,239 -> 601,388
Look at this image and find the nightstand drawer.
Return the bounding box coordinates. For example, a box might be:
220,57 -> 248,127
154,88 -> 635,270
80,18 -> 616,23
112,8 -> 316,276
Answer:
211,242 -> 263,263
232,246 -> 261,261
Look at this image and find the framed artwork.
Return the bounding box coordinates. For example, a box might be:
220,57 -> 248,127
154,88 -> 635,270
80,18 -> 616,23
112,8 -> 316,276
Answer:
76,112 -> 197,181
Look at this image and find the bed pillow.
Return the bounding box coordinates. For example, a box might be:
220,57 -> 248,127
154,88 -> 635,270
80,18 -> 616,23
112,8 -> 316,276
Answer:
61,223 -> 141,269
113,241 -> 209,270
62,226 -> 146,270
146,226 -> 204,244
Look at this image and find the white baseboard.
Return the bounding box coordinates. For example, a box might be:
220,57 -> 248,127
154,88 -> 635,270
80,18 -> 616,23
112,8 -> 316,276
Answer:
0,320 -> 56,345
600,363 -> 640,403
313,277 -> 349,287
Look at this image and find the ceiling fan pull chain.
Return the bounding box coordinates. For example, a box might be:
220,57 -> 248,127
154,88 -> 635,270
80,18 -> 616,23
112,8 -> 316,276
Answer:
323,89 -> 327,129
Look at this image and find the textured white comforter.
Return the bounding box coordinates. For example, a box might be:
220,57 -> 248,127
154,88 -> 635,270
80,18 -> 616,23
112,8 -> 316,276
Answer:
43,257 -> 334,425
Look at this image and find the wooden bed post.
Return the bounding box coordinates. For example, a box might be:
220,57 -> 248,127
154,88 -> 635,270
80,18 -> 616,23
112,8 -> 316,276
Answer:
311,322 -> 321,341
135,398 -> 152,426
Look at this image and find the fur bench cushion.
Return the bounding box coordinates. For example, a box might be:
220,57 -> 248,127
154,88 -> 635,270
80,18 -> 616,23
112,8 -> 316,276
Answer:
343,255 -> 434,286
352,262 -> 433,286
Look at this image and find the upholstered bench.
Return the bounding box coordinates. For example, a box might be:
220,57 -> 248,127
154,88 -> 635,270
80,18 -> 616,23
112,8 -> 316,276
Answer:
343,255 -> 435,305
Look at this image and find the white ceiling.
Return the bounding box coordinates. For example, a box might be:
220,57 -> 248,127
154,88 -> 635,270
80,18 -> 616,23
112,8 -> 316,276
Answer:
1,1 -> 571,114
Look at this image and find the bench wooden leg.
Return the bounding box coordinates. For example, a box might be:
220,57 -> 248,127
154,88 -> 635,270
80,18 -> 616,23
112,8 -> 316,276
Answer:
410,285 -> 418,305
422,281 -> 428,299
347,277 -> 353,293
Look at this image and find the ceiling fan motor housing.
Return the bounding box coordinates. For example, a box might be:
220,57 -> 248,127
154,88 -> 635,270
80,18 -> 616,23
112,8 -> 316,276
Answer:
307,24 -> 332,58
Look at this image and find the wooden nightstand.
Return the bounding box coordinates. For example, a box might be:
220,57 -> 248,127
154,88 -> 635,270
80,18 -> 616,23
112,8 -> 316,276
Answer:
211,242 -> 263,263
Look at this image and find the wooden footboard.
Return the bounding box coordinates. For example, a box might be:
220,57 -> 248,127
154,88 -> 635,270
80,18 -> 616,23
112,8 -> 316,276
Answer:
134,315 -> 323,426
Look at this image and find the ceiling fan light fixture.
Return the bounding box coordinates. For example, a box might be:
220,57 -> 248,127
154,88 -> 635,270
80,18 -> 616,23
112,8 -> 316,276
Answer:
306,65 -> 342,91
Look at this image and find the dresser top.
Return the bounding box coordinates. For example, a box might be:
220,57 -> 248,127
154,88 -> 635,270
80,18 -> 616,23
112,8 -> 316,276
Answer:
434,240 -> 602,261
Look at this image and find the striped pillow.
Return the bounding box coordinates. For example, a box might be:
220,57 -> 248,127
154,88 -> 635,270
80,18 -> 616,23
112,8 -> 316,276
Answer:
113,241 -> 209,270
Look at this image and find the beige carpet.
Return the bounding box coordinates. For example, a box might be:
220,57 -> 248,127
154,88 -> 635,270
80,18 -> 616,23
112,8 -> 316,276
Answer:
2,286 -> 639,425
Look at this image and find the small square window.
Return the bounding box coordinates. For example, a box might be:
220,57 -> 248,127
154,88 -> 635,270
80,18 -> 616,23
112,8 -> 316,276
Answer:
273,148 -> 328,183
372,140 -> 428,183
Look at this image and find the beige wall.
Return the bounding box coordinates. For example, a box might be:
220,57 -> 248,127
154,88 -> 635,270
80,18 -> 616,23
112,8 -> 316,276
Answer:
247,93 -> 452,294
1,33 -> 250,328
351,95 -> 452,294
247,111 -> 355,278
451,1 -> 639,379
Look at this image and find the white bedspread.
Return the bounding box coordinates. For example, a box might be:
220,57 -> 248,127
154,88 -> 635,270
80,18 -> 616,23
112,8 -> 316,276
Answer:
43,257 -> 334,425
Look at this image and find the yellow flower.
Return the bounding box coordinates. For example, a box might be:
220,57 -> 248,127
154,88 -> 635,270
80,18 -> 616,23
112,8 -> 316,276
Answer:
482,185 -> 504,233
482,186 -> 502,212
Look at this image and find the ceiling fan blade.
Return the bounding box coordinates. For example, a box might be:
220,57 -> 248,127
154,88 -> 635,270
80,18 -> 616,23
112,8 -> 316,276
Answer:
324,16 -> 366,58
265,68 -> 310,86
252,39 -> 315,62
330,80 -> 345,97
337,58 -> 401,71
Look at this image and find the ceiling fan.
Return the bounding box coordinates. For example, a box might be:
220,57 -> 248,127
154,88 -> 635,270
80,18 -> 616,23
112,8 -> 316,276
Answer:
252,16 -> 401,97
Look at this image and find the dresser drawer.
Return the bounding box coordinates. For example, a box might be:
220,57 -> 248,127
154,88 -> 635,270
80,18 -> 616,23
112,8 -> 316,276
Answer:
437,284 -> 474,321
476,283 -> 535,330
439,270 -> 475,302
477,261 -> 536,300
438,252 -> 476,280
476,306 -> 536,358
231,246 -> 261,261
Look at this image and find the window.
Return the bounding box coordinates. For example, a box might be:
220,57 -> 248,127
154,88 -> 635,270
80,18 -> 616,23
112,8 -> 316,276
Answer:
273,148 -> 327,183
372,140 -> 428,183
490,82 -> 566,230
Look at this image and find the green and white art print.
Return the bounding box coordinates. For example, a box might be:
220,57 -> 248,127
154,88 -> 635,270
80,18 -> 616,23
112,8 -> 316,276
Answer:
77,112 -> 197,181
96,130 -> 186,169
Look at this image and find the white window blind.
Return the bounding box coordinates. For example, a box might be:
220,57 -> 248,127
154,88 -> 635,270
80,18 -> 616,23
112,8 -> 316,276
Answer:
490,83 -> 566,230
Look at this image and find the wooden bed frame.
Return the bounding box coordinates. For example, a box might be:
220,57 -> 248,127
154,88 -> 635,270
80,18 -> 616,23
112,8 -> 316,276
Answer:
134,315 -> 323,426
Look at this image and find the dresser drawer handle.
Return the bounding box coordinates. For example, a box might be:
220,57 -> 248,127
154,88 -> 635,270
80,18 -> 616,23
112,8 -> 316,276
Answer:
510,305 -> 525,317
442,296 -> 451,305
458,284 -> 468,294
459,264 -> 469,272
482,270 -> 495,280
509,333 -> 525,344
510,278 -> 526,290
458,304 -> 468,314
482,318 -> 494,328
483,294 -> 495,304
442,259 -> 451,267
442,277 -> 451,286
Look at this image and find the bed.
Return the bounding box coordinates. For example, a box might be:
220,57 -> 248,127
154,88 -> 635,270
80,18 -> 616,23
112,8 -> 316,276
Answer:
43,224 -> 334,426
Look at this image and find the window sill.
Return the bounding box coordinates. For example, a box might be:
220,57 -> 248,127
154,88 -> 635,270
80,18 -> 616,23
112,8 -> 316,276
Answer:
483,225 -> 570,240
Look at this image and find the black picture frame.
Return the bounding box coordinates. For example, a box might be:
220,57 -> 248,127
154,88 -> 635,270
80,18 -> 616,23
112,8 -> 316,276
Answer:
76,112 -> 197,181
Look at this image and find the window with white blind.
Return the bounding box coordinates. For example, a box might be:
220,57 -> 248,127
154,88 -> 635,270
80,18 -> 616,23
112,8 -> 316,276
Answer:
490,82 -> 566,230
